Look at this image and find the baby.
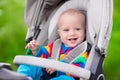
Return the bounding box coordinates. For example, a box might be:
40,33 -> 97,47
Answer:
18,8 -> 87,80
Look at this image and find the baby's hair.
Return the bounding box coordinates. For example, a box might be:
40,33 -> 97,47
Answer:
58,8 -> 86,27
60,8 -> 86,17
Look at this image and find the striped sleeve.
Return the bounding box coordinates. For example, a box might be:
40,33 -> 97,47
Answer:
35,42 -> 54,58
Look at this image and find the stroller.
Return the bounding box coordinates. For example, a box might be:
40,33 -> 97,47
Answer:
0,0 -> 113,80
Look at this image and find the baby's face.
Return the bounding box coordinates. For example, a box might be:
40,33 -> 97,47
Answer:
58,13 -> 85,47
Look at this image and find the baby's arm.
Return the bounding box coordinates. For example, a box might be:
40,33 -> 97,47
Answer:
25,40 -> 39,55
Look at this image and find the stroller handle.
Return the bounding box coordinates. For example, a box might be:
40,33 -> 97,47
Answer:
13,55 -> 91,79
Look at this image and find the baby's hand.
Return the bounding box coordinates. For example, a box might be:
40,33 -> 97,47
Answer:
46,68 -> 56,74
25,40 -> 39,54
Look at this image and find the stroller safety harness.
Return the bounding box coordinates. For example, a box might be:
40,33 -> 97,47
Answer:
51,39 -> 88,62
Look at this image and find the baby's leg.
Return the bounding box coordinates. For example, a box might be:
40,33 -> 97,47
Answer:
17,64 -> 43,80
50,75 -> 75,80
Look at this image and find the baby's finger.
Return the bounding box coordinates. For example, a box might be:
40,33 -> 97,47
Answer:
46,68 -> 55,74
32,40 -> 39,47
49,70 -> 55,74
30,41 -> 34,47
25,43 -> 30,49
34,40 -> 39,45
25,46 -> 28,49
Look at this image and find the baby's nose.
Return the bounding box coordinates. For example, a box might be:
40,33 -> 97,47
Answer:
69,30 -> 75,35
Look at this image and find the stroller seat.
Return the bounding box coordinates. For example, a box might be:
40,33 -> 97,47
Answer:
13,0 -> 113,80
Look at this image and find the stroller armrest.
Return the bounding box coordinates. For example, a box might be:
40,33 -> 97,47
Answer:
13,55 -> 91,79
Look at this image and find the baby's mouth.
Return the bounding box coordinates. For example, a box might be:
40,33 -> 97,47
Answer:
68,38 -> 78,41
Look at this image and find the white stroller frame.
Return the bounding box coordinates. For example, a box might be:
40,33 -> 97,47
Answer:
0,0 -> 113,80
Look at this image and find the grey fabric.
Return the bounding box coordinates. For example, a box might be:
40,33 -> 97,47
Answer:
25,0 -> 63,27
25,0 -> 63,40
25,0 -> 37,39
84,1 -> 113,80
87,0 -> 113,54
24,0 -> 36,27
51,39 -> 62,60
36,7 -> 60,45
63,41 -> 87,63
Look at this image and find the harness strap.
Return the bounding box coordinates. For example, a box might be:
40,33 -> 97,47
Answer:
63,41 -> 87,63
51,39 -> 88,63
51,39 -> 62,60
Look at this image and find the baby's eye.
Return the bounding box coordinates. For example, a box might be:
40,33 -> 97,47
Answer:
76,28 -> 81,30
63,29 -> 69,32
